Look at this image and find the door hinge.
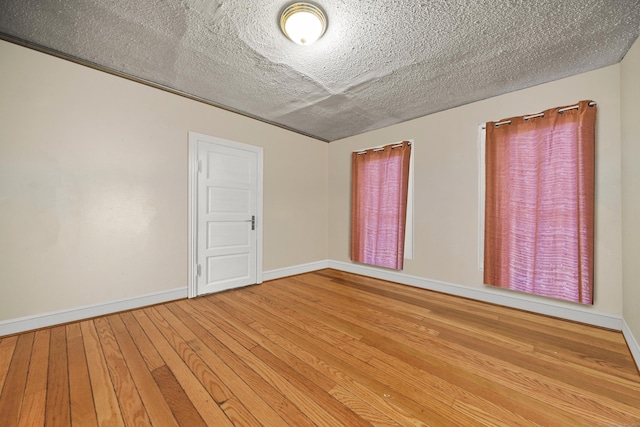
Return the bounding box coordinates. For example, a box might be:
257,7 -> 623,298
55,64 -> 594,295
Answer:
197,264 -> 201,277
197,159 -> 202,173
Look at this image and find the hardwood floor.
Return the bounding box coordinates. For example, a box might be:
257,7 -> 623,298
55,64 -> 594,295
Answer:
1,269 -> 639,426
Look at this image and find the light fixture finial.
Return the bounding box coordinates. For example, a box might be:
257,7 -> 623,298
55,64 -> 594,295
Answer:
280,2 -> 327,46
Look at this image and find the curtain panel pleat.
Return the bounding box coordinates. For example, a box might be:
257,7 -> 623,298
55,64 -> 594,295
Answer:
484,100 -> 596,304
351,141 -> 411,270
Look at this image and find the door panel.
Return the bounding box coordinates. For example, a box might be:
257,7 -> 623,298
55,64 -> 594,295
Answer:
207,222 -> 250,249
207,254 -> 250,283
208,152 -> 253,183
208,187 -> 251,214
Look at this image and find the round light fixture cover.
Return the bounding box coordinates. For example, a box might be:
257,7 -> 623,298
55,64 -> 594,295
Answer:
280,2 -> 327,45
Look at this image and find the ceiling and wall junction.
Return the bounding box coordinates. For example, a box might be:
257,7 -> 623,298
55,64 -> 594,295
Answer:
1,0 -> 639,141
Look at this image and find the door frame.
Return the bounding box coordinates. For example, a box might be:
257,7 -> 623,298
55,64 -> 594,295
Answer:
188,132 -> 263,298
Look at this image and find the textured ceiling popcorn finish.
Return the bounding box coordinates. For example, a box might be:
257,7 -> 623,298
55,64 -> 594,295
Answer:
1,0 -> 639,141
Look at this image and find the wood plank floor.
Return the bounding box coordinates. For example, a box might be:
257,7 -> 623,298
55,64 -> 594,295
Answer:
1,269 -> 639,426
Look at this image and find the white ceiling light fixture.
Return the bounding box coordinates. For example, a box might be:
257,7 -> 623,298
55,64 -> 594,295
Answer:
280,2 -> 327,46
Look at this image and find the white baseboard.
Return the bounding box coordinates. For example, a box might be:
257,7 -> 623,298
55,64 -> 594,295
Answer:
622,319 -> 640,371
0,287 -> 188,337
0,259 -> 331,337
262,260 -> 330,282
2,258 -> 636,359
328,260 -> 624,331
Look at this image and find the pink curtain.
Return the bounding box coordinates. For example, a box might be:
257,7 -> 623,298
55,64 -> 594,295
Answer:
351,141 -> 411,270
484,100 -> 596,304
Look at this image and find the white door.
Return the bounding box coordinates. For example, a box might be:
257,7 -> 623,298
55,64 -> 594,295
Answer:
188,132 -> 263,297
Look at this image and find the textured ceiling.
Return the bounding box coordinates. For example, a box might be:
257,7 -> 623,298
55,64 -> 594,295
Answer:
1,0 -> 639,142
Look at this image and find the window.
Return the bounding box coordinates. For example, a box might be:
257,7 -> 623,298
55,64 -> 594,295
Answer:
351,141 -> 412,270
481,101 -> 596,304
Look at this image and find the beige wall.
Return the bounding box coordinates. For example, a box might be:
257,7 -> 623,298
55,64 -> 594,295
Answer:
0,40 -> 328,321
621,37 -> 640,340
0,35 -> 634,335
329,65 -> 623,315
